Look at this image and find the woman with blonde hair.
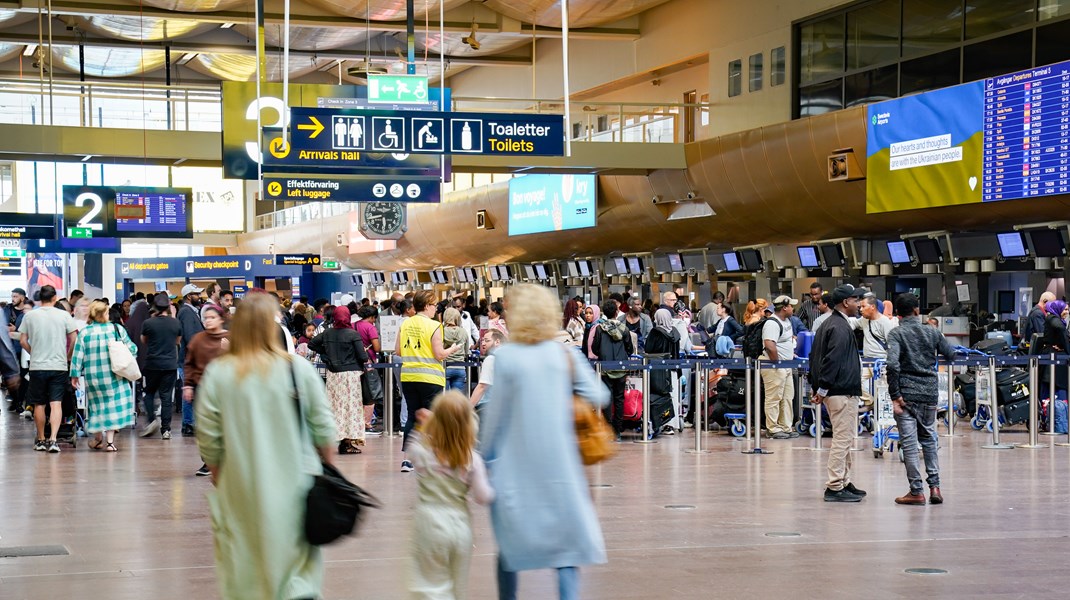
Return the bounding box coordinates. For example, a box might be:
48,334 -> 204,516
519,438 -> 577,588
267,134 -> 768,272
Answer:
442,308 -> 471,393
479,284 -> 608,600
195,293 -> 337,600
70,300 -> 138,452
407,390 -> 493,598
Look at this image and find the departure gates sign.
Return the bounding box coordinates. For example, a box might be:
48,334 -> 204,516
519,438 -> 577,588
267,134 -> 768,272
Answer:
288,107 -> 565,157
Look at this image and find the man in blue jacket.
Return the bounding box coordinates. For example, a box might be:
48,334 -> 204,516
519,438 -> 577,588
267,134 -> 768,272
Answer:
810,284 -> 867,502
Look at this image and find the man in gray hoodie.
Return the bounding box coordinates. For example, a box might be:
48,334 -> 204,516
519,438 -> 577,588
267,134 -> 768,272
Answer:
885,293 -> 956,506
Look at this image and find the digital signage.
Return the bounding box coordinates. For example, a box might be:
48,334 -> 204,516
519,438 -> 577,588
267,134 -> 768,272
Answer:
866,59 -> 1070,213
0,213 -> 57,240
62,186 -> 193,239
507,174 -> 597,236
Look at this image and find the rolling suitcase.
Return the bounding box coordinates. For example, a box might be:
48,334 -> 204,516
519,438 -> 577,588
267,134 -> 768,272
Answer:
973,338 -> 1010,356
1001,398 -> 1030,426
996,369 -> 1029,406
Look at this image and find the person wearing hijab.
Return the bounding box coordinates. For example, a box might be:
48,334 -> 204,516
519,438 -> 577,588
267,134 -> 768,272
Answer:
583,304 -> 602,360
1038,299 -> 1070,393
308,305 -> 371,454
644,308 -> 682,434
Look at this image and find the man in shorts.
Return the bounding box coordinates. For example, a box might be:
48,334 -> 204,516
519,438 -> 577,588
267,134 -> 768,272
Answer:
19,285 -> 78,453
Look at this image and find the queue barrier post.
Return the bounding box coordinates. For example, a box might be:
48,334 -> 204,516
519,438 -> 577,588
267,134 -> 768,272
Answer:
1019,356 -> 1046,448
940,362 -> 959,437
742,359 -> 772,455
744,358 -> 753,442
982,356 -> 1015,450
383,362 -> 395,439
634,359 -> 657,445
1041,353 -> 1061,436
686,360 -> 709,454
1058,356 -> 1070,448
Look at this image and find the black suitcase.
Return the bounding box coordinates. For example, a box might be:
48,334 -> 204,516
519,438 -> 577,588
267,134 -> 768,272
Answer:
955,372 -> 977,415
649,392 -> 675,432
1002,398 -> 1030,426
973,338 -> 1010,355
996,369 -> 1030,406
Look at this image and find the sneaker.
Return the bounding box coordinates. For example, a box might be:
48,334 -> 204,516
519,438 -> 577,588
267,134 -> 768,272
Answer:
181,424 -> 195,436
162,430 -> 171,440
771,431 -> 791,439
824,487 -> 863,502
139,418 -> 161,438
661,426 -> 675,436
844,482 -> 867,497
929,486 -> 944,505
195,464 -> 211,477
34,439 -> 46,452
788,431 -> 801,439
895,491 -> 927,505
400,460 -> 414,473
47,441 -> 61,453
21,409 -> 32,419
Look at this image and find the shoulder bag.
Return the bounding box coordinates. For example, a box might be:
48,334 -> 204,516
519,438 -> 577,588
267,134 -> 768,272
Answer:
565,347 -> 616,465
108,324 -> 142,382
289,359 -> 379,545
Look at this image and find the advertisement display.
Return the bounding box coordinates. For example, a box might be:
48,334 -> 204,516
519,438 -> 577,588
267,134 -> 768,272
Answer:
507,174 -> 597,236
171,167 -> 246,233
26,252 -> 64,297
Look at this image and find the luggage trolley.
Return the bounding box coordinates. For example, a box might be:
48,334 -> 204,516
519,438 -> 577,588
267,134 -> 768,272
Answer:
869,360 -> 900,459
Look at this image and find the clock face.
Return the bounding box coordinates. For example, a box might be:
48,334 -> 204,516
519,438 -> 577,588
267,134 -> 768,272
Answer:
362,202 -> 405,237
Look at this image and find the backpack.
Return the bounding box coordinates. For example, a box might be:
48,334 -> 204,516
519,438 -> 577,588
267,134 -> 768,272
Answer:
742,316 -> 781,360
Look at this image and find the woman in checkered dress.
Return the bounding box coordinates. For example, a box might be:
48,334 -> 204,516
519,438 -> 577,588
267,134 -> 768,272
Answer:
70,300 -> 138,452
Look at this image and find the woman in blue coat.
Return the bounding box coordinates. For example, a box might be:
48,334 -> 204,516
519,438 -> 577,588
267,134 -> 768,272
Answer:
479,284 -> 609,600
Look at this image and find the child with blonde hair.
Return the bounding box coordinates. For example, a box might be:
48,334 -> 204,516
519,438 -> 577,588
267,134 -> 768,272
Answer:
408,390 -> 494,599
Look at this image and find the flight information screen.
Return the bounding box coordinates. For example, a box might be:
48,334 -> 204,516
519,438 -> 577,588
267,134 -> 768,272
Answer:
114,188 -> 192,237
983,60 -> 1070,202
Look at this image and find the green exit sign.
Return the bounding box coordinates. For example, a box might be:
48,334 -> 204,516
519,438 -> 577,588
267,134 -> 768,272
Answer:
2,249 -> 25,258
67,227 -> 93,239
321,260 -> 340,270
368,74 -> 429,104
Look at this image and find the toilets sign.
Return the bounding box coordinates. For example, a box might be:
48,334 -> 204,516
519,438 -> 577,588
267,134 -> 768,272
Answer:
288,107 -> 564,157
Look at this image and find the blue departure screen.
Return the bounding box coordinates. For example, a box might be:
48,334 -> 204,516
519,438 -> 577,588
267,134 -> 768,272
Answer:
983,60 -> 1070,202
997,232 -> 1028,258
115,189 -> 191,236
723,252 -> 741,272
887,241 -> 911,264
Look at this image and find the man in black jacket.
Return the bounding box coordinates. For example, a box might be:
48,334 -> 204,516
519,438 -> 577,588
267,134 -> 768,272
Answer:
1022,291 -> 1055,350
810,284 -> 867,502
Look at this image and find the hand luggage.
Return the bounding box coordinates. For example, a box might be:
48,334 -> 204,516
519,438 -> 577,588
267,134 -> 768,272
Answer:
973,338 -> 1010,356
623,388 -> 643,421
996,369 -> 1029,406
648,392 -> 675,432
955,372 -> 977,415
1001,398 -> 1030,426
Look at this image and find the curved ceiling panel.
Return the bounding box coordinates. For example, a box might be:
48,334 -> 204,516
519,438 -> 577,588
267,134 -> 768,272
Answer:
0,9 -> 35,29
0,43 -> 24,63
305,0 -> 469,21
412,32 -> 528,57
484,0 -> 672,28
233,23 -> 370,51
51,46 -> 167,77
186,53 -> 333,81
141,0 -> 247,11
76,16 -> 217,41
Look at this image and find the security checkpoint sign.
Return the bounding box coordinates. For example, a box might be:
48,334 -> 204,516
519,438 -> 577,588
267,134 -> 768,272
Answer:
262,175 -> 441,203
289,107 -> 565,157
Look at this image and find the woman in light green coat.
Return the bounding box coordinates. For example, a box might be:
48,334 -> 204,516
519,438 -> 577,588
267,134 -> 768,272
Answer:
196,293 -> 337,600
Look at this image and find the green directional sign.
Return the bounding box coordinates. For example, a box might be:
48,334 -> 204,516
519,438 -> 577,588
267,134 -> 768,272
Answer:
67,227 -> 93,239
321,260 -> 340,270
368,74 -> 429,104
2,249 -> 26,258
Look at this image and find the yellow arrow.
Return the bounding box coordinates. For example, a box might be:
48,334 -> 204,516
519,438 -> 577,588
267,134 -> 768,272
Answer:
297,116 -> 325,139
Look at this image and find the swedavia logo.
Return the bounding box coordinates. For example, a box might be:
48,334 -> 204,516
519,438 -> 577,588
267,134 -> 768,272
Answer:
871,114 -> 877,125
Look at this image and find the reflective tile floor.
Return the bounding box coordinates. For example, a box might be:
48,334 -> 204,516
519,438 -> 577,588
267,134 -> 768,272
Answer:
1,407 -> 1068,599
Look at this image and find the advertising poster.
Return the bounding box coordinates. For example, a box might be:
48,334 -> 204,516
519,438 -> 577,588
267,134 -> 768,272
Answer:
866,81 -> 984,213
508,174 -> 597,236
26,253 -> 64,298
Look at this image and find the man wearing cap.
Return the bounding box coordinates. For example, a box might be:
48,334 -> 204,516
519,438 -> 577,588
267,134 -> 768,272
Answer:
139,294 -> 183,439
763,295 -> 800,439
810,284 -> 867,502
176,285 -> 205,430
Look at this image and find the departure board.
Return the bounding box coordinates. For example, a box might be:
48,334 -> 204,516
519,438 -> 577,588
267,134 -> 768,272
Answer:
114,188 -> 192,237
982,60 -> 1070,202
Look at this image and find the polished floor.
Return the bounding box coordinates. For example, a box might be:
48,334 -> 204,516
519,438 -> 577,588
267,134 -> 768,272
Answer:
1,405 -> 1068,600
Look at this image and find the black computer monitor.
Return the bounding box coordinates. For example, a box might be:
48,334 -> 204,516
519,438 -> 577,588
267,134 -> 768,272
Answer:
667,252 -> 683,273
997,290 -> 1016,314
627,257 -> 643,275
887,240 -> 912,264
738,249 -> 763,272
1028,229 -> 1067,257
797,246 -> 820,268
996,232 -> 1028,258
535,264 -> 548,280
722,252 -> 741,272
912,238 -> 943,263
820,243 -> 846,267
612,257 -> 627,274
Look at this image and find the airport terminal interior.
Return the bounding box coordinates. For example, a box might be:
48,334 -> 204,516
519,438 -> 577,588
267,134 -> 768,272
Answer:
2,0 -> 1070,598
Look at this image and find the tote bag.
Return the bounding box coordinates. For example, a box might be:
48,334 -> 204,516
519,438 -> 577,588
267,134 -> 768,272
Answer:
108,324 -> 142,382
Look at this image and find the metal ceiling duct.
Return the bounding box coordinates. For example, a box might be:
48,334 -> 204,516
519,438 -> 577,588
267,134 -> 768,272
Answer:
305,0 -> 469,21
51,45 -> 168,77
141,0 -> 247,11
233,23 -> 370,51
485,0 -> 672,28
0,42 -> 23,63
185,53 -> 333,81
337,60 -> 469,84
75,16 -> 217,41
411,32 -> 528,57
0,9 -> 35,29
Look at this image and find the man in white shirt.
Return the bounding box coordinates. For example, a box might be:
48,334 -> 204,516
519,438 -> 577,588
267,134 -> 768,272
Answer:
470,329 -> 506,419
854,294 -> 898,408
19,285 -> 78,453
811,292 -> 833,333
762,295 -> 799,439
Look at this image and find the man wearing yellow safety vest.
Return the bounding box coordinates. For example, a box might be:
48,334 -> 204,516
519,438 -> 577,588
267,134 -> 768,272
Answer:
396,290 -> 462,473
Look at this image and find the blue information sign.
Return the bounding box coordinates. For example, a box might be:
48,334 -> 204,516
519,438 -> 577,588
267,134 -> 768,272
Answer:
262,174 -> 440,203
261,129 -> 441,173
508,174 -> 597,236
289,107 -> 565,157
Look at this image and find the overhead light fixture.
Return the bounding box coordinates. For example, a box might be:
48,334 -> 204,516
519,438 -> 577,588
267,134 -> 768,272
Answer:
23,44 -> 37,57
461,22 -> 480,50
220,23 -> 235,29
177,53 -> 197,65
80,155 -> 93,162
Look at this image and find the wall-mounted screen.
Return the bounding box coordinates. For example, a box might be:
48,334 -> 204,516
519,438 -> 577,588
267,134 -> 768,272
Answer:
996,232 -> 1028,258
455,267 -> 469,283
997,290 -> 1016,314
667,252 -> 683,273
820,244 -> 847,267
709,252 -> 727,273
1028,229 -> 1067,257
626,256 -> 643,275
0,213 -> 57,240
912,238 -> 944,263
371,272 -> 386,284
612,257 -> 627,274
681,253 -> 706,271
797,246 -> 820,268
508,174 -> 597,236
62,185 -> 193,239
722,252 -> 741,272
391,271 -> 409,284
887,240 -> 912,264
534,263 -> 548,279
738,249 -> 763,271
523,265 -> 536,280
577,260 -> 593,277
351,274 -> 364,286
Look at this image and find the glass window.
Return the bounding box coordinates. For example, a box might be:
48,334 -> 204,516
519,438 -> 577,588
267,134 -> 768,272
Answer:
963,30 -> 1032,81
845,64 -> 899,107
1039,0 -> 1070,20
799,14 -> 845,84
900,48 -> 961,95
902,0 -> 962,58
728,59 -> 742,97
1036,18 -> 1070,65
798,79 -> 843,117
965,0 -> 1035,40
846,0 -> 901,70
771,47 -> 786,86
749,53 -> 763,92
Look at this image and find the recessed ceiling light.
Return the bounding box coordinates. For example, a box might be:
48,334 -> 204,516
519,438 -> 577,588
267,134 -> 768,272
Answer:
220,23 -> 235,29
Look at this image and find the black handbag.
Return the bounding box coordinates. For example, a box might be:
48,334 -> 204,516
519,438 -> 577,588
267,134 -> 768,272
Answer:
361,368 -> 385,404
289,359 -> 379,545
